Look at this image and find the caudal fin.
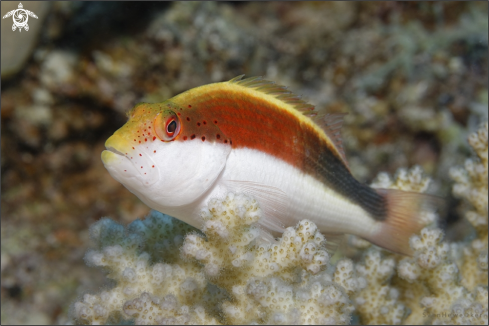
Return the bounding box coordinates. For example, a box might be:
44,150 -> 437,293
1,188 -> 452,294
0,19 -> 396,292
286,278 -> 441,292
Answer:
367,189 -> 441,256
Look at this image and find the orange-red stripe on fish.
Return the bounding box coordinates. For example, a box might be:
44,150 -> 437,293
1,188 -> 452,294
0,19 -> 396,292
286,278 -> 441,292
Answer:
103,76 -> 440,255
170,79 -> 388,221
172,85 -> 330,173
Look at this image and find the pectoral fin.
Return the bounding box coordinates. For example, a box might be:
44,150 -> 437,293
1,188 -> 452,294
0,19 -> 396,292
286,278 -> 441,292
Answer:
224,180 -> 289,234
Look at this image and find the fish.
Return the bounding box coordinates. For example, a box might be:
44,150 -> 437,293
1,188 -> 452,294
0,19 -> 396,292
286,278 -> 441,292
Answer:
101,75 -> 436,255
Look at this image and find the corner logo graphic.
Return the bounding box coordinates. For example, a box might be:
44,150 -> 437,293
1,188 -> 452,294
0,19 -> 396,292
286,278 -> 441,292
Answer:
2,3 -> 38,32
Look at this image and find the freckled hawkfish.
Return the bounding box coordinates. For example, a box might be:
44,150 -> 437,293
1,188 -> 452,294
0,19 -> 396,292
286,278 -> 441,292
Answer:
102,75 -> 436,255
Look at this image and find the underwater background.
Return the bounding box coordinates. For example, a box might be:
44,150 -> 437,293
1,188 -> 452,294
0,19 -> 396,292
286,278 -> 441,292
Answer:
1,1 -> 487,324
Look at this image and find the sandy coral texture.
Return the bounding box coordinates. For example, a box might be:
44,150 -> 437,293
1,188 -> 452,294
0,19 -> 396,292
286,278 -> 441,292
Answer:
74,194 -> 355,324
1,3 -> 486,324
73,123 -> 488,325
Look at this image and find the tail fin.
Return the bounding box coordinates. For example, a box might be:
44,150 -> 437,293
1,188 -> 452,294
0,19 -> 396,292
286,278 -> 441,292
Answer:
366,189 -> 441,256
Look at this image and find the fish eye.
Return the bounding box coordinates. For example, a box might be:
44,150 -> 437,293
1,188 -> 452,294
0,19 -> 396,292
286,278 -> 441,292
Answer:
155,110 -> 181,141
167,120 -> 177,135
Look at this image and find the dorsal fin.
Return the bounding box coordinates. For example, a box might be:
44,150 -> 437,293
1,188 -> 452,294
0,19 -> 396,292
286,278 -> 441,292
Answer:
312,112 -> 349,167
229,75 -> 315,114
228,75 -> 349,167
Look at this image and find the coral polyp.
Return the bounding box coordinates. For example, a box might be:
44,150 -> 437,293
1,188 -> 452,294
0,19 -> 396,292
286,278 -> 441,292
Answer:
73,123 -> 488,325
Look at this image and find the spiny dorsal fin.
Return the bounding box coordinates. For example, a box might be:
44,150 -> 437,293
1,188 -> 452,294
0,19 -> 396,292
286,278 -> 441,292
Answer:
229,75 -> 315,113
229,75 -> 349,167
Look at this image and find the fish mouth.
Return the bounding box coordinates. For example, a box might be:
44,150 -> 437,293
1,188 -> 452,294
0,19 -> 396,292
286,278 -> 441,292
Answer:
101,138 -> 130,166
106,146 -> 125,156
102,136 -> 159,187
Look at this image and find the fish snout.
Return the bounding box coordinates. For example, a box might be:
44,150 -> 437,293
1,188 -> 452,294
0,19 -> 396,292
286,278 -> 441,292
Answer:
101,134 -> 159,187
101,134 -> 128,164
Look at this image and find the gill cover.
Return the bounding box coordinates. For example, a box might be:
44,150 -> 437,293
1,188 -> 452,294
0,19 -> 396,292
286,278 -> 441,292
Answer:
148,136 -> 232,207
103,102 -> 232,208
150,107 -> 231,206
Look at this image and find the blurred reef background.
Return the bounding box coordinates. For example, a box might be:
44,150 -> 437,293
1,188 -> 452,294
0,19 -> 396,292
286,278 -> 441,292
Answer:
1,1 -> 487,324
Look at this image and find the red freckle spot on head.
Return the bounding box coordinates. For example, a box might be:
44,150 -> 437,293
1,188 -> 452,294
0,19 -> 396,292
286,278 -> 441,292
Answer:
203,121 -> 207,125
202,136 -> 206,141
144,129 -> 147,131
145,138 -> 147,142
141,166 -> 143,168
154,150 -> 156,153
183,136 -> 188,140
148,132 -> 151,135
139,154 -> 142,156
134,139 -> 136,141
191,134 -> 196,140
224,140 -> 228,143
186,117 -> 190,121
214,120 -> 218,124
137,131 -> 140,133
197,122 -> 201,126
144,173 -> 146,175
177,112 -> 181,116
148,126 -> 151,129
139,141 -> 141,143
216,134 -> 220,139
131,157 -> 133,159
132,147 -> 135,149
188,105 -> 192,108
152,165 -> 154,168
124,170 -> 127,172
153,136 -> 156,141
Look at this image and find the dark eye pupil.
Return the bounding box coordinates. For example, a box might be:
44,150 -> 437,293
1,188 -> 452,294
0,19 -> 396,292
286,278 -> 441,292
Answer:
167,120 -> 177,133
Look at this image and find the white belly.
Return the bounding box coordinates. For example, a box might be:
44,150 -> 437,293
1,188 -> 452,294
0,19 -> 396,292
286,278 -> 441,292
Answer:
182,148 -> 381,239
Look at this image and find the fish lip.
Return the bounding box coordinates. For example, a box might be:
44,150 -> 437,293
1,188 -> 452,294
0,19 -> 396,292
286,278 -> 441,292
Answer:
106,146 -> 125,156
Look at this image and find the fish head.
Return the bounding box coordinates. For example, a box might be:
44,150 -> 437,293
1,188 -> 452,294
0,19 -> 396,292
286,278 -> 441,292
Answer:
101,102 -> 231,208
